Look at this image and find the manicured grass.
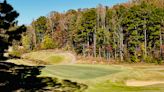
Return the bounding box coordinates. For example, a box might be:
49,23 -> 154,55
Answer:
86,65 -> 164,92
86,81 -> 164,92
7,50 -> 164,92
40,64 -> 164,92
41,65 -> 122,79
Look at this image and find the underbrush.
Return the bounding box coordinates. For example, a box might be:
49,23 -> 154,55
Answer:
77,55 -> 164,65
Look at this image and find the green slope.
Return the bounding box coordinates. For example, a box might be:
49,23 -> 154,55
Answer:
40,64 -> 164,92
21,50 -> 75,65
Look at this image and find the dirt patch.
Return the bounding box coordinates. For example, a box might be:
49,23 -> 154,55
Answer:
126,80 -> 164,86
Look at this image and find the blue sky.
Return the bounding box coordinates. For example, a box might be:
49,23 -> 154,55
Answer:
6,0 -> 128,25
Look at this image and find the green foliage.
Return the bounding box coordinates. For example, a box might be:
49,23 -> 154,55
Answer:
73,9 -> 96,53
144,55 -> 162,64
28,0 -> 164,63
22,35 -> 31,50
9,49 -> 21,58
96,28 -> 109,46
41,35 -> 56,49
34,16 -> 47,33
33,16 -> 47,43
9,45 -> 26,58
120,2 -> 164,62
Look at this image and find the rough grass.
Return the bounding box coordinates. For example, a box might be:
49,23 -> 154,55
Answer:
7,59 -> 36,66
45,55 -> 65,64
21,50 -> 74,65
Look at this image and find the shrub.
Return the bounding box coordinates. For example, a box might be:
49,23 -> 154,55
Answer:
9,46 -> 26,58
41,35 -> 57,49
22,35 -> 32,50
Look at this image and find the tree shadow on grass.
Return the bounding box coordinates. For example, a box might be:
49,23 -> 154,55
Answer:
0,62 -> 87,92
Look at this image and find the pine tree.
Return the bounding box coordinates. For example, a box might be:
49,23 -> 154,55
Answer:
0,0 -> 26,59
33,16 -> 47,44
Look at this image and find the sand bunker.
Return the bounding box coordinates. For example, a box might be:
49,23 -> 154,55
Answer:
126,80 -> 164,86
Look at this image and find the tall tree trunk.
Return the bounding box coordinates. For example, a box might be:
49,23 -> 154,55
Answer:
160,20 -> 164,59
119,27 -> 123,61
87,34 -> 90,57
82,44 -> 85,57
144,28 -> 147,57
48,18 -> 54,37
31,22 -> 37,48
103,49 -> 106,59
96,5 -> 100,58
107,51 -> 110,61
113,35 -> 117,59
144,18 -> 147,58
99,47 -> 101,58
93,26 -> 96,57
33,29 -> 37,48
160,28 -> 162,58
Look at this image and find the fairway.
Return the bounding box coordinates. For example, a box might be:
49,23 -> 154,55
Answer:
86,82 -> 164,92
7,58 -> 164,92
40,64 -> 164,92
41,65 -> 122,79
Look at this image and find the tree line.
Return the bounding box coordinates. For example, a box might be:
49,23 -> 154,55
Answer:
21,0 -> 164,63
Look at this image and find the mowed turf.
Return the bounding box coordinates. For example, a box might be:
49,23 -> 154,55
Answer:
41,64 -> 122,79
7,50 -> 164,92
87,82 -> 164,92
86,65 -> 164,92
40,64 -> 164,92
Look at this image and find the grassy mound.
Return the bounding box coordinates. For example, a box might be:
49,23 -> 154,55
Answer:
45,55 -> 65,64
21,50 -> 74,65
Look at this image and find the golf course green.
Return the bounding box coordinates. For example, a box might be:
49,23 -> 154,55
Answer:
8,51 -> 164,92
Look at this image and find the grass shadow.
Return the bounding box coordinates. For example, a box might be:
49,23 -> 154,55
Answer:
0,62 -> 87,91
